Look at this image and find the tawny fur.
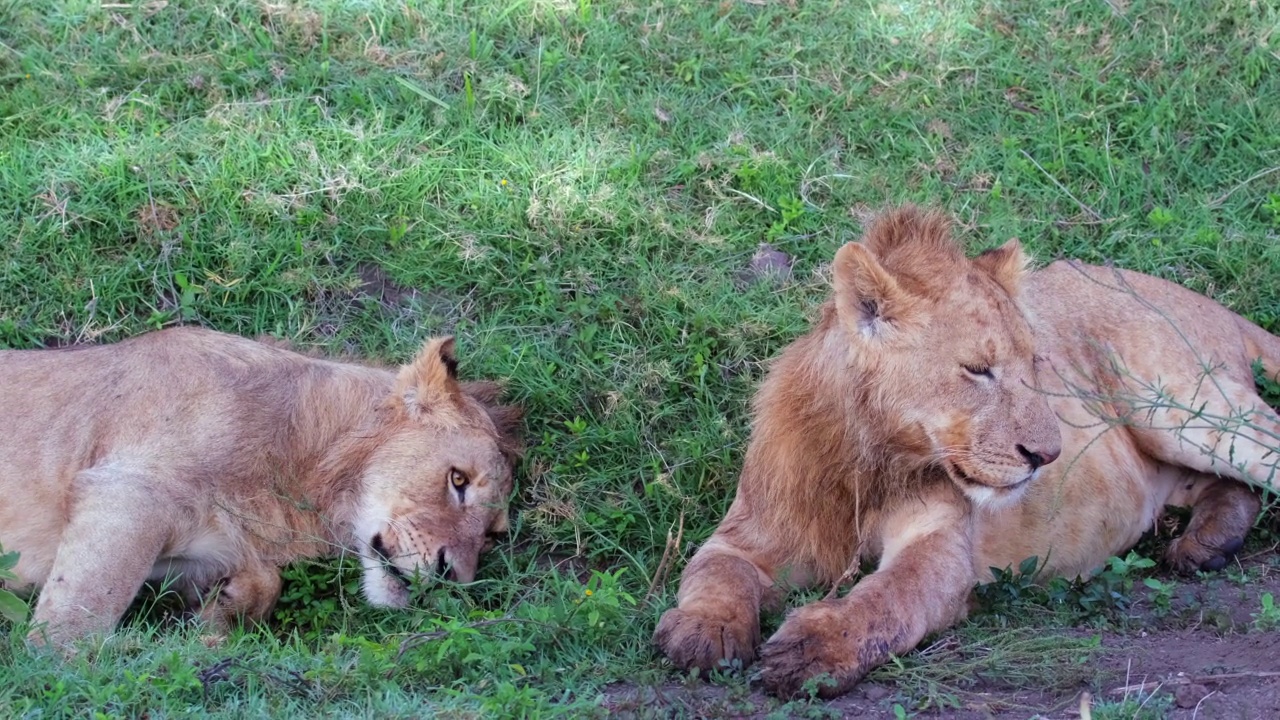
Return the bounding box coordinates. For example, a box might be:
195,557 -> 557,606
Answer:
655,206 -> 1278,698
0,327 -> 521,648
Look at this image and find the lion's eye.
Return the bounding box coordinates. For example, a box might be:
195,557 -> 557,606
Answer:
962,363 -> 994,379
449,468 -> 470,490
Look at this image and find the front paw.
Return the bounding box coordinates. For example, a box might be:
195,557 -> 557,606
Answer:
653,606 -> 760,673
759,601 -> 897,699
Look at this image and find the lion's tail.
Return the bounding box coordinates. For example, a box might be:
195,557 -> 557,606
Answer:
1238,316 -> 1280,387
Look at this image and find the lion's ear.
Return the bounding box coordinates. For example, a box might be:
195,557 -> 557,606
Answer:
461,380 -> 525,462
832,242 -> 921,339
395,336 -> 462,416
973,238 -> 1029,295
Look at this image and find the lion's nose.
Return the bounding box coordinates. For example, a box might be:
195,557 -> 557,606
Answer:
1017,443 -> 1060,469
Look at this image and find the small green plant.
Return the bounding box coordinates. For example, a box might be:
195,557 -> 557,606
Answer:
975,551 -> 1158,621
1262,193 -> 1280,227
274,557 -> 362,641
1067,551 -> 1157,616
1252,592 -> 1279,630
1146,206 -> 1176,229
974,555 -> 1044,612
766,196 -> 806,241
1142,577 -> 1176,618
1256,359 -> 1280,404
0,543 -> 29,624
1089,690 -> 1174,720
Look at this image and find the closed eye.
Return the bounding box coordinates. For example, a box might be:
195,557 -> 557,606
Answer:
962,363 -> 994,379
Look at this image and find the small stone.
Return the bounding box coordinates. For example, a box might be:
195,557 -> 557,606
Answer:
736,243 -> 792,286
1173,683 -> 1211,709
861,684 -> 892,701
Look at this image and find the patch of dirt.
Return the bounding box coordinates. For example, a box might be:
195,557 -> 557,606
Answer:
295,262 -> 467,344
1096,631 -> 1280,719
355,263 -> 424,310
608,629 -> 1280,718
353,263 -> 462,326
612,559 -> 1280,718
135,202 -> 180,239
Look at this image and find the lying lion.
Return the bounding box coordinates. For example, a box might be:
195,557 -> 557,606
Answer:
655,206 -> 1280,698
0,327 -> 520,647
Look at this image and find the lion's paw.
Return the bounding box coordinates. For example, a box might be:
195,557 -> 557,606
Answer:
1166,533 -> 1245,574
758,603 -> 860,699
653,606 -> 759,673
758,600 -> 904,699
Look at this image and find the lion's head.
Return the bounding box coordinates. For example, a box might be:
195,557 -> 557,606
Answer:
353,338 -> 522,606
831,207 -> 1061,505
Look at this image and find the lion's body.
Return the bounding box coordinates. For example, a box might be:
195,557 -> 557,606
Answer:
0,327 -> 520,647
978,262 -> 1277,578
655,207 -> 1279,698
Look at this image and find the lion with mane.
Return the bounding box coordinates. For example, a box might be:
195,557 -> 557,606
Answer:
655,206 -> 1280,697
0,327 -> 520,647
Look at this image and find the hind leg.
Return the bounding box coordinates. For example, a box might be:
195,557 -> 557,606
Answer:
198,558 -> 282,634
1123,375 -> 1276,572
1127,375 -> 1280,491
1163,471 -> 1262,573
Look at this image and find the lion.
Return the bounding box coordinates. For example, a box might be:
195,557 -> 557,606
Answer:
654,206 -> 1280,698
0,327 -> 521,648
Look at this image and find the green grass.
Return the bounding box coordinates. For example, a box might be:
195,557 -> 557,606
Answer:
2,0 -> 1279,716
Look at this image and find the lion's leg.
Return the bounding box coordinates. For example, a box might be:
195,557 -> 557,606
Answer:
653,499 -> 807,673
1163,471 -> 1262,573
1128,376 -> 1280,491
28,471 -> 172,649
757,489 -> 972,699
197,558 -> 282,638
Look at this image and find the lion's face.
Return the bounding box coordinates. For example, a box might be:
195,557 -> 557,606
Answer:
353,339 -> 521,607
832,210 -> 1062,506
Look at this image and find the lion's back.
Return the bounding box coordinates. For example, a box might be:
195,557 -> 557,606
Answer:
0,326 -> 302,457
0,327 -> 316,587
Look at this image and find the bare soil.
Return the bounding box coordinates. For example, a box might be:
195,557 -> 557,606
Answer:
609,556 -> 1280,719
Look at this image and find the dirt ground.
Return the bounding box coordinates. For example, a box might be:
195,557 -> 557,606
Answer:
608,555 -> 1280,719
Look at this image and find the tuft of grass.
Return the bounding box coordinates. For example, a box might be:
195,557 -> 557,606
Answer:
2,0 -> 1279,716
0,545 -> 27,625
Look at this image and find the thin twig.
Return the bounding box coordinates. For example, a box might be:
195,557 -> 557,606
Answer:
1238,542 -> 1280,563
1191,690 -> 1217,720
1109,670 -> 1280,695
1019,150 -> 1104,222
823,538 -> 866,601
645,510 -> 684,602
1209,165 -> 1280,207
724,187 -> 776,213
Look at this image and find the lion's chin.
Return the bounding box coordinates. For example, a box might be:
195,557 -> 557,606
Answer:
362,567 -> 411,608
946,461 -> 1035,507
361,532 -> 414,607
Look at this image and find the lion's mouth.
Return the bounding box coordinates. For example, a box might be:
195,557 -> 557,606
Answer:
370,533 -> 410,590
947,461 -> 1032,493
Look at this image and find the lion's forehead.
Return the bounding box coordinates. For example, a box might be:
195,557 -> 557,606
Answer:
940,277 -> 1035,357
